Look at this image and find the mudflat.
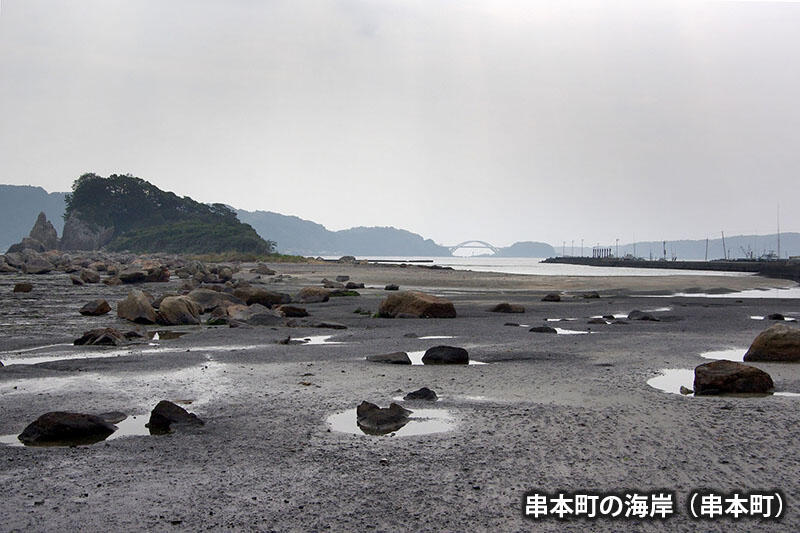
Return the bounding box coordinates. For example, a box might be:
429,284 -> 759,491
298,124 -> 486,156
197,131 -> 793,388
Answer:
1,262 -> 799,531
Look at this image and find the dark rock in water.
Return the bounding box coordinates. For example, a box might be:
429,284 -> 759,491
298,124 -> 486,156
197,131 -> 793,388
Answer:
13,283 -> 33,293
356,401 -> 411,434
694,360 -> 774,395
503,322 -> 520,327
489,303 -> 525,313
384,284 -> 399,291
79,268 -> 100,284
146,400 -> 204,433
74,327 -> 127,346
744,324 -> 800,362
345,281 -> 364,289
79,299 -> 111,316
277,305 -> 308,318
233,287 -> 290,307
124,330 -> 145,339
541,293 -> 561,302
296,287 -> 331,303
329,289 -> 360,297
679,386 -> 693,395
404,387 -> 438,401
323,280 -> 344,289
378,291 -> 456,319
186,288 -> 243,312
366,352 -> 411,365
117,289 -> 157,324
767,313 -> 786,321
335,275 -> 350,282
422,345 -> 469,365
602,315 -> 616,320
582,291 -> 600,299
403,332 -> 418,338
587,318 -> 607,325
627,310 -> 660,321
529,326 -> 558,333
157,296 -> 202,326
313,321 -> 347,330
18,412 -> 116,446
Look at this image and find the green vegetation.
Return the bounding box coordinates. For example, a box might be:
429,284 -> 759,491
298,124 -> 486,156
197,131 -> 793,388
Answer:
64,173 -> 275,254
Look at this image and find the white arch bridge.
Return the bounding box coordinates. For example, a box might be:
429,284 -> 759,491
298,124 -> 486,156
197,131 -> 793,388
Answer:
447,240 -> 500,255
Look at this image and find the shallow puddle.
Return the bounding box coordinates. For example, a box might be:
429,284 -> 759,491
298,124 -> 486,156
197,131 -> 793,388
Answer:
749,316 -> 797,322
0,414 -> 155,448
327,408 -> 455,437
299,335 -> 343,345
647,369 -> 800,398
699,349 -> 746,362
406,351 -> 487,366
553,328 -> 590,335
546,318 -> 578,322
417,335 -> 456,340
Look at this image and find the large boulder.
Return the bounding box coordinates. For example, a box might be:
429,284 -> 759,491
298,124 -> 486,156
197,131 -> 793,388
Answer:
80,268 -> 101,284
366,352 -> 411,365
13,283 -> 33,293
421,345 -> 469,365
693,360 -> 774,395
74,327 -> 127,346
276,305 -> 308,318
227,303 -> 282,326
23,255 -> 53,274
356,401 -> 411,435
118,261 -> 170,283
18,412 -> 116,446
7,237 -> 45,254
296,287 -> 331,304
233,287 -> 291,307
28,212 -> 59,250
0,257 -> 19,272
79,299 -> 111,316
378,291 -> 457,319
146,400 -> 204,433
157,296 -> 202,326
489,303 -> 525,313
117,289 -> 157,324
404,387 -> 438,401
186,288 -> 244,312
744,324 -> 800,362
628,310 -> 660,322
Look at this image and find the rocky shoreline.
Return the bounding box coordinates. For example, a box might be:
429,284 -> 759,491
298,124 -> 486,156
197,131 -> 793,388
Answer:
1,252 -> 800,531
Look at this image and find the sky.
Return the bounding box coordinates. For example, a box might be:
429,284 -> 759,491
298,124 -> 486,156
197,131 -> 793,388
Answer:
0,0 -> 798,248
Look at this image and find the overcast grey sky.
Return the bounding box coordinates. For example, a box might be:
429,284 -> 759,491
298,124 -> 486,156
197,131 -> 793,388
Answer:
0,0 -> 797,247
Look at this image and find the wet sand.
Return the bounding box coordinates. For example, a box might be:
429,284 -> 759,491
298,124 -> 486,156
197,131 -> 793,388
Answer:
1,263 -> 799,531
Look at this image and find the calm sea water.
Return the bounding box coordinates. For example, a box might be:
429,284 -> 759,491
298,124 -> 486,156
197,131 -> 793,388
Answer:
344,256 -> 751,278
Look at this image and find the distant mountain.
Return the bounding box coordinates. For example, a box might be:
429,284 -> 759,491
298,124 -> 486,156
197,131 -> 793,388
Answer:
495,241 -> 556,258
0,185 -> 67,251
615,233 -> 800,260
62,173 -> 273,254
236,209 -> 451,256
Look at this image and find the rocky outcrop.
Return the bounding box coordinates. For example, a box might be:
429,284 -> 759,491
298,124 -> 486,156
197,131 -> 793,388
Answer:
7,237 -> 45,254
79,299 -> 111,316
276,305 -> 308,318
157,296 -> 202,326
744,324 -> 800,362
404,387 -> 438,401
146,400 -> 204,433
74,327 -> 127,346
366,352 -> 411,365
378,291 -> 456,319
693,360 -> 774,395
18,412 -> 116,445
233,287 -> 291,307
227,303 -> 282,326
296,287 -> 331,304
28,212 -> 59,250
356,401 -> 411,434
117,289 -> 157,324
186,288 -> 243,312
488,303 -> 525,313
421,345 -> 469,365
60,213 -> 114,251
22,255 -> 53,274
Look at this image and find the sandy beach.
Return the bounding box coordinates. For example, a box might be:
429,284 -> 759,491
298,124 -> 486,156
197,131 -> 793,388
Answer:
1,262 -> 799,532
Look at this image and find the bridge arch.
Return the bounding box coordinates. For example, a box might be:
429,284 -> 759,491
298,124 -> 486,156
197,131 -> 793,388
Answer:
448,240 -> 500,255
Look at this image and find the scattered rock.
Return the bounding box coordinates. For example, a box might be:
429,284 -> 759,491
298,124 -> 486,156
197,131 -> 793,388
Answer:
79,269 -> 100,284
227,304 -> 282,326
384,284 -> 399,291
366,352 -> 411,365
378,291 -> 456,319
18,412 -> 116,446
679,386 -> 693,395
488,303 -> 525,313
313,321 -> 347,330
186,288 -> 243,312
335,275 -> 350,282
581,291 -> 600,299
529,326 -> 558,333
627,310 -> 660,321
250,263 -> 276,275
117,289 -> 157,324
157,296 -> 202,326
744,324 -> 800,362
146,400 -> 204,433
345,281 -> 364,289
23,256 -> 53,274
422,345 -> 469,365
74,327 -> 127,346
70,275 -> 85,285
338,256 -> 356,263
693,360 -> 774,395
404,387 -> 438,401
541,293 -> 561,302
356,401 -> 411,434
503,322 -> 520,327
13,283 -> 33,293
767,313 -> 786,321
277,305 -> 308,318
79,299 -> 111,316
296,287 -> 331,303
233,287 -> 291,307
